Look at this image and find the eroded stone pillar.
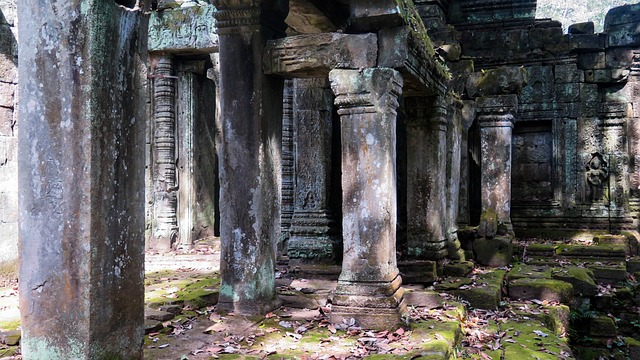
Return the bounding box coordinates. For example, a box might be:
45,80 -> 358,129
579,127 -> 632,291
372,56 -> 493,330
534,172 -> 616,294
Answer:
213,1 -> 285,314
280,79 -> 294,256
477,95 -> 517,237
600,102 -> 630,214
400,96 -> 448,282
18,2 -> 147,358
329,68 -> 405,330
446,98 -> 465,261
287,78 -> 340,275
151,54 -> 179,252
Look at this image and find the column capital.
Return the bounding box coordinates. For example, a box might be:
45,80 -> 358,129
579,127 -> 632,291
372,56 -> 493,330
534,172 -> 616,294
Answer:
476,94 -> 518,128
404,95 -> 447,128
213,1 -> 261,33
329,68 -> 403,116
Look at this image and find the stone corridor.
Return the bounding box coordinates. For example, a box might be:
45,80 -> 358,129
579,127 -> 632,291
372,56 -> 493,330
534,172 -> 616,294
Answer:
1,0 -> 640,359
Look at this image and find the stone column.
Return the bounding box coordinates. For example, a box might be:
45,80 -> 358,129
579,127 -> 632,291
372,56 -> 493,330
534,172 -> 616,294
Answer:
399,96 -> 448,282
477,95 -> 517,235
213,1 -> 286,315
151,54 -> 179,252
18,2 -> 147,358
329,68 -> 405,330
287,78 -> 340,275
446,98 -> 465,261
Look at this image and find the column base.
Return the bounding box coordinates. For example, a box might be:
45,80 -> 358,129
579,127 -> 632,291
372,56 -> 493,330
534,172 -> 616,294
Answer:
330,275 -> 406,330
217,298 -> 283,316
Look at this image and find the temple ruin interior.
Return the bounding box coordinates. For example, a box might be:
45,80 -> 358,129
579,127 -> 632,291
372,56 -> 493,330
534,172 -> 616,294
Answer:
2,0 -> 640,359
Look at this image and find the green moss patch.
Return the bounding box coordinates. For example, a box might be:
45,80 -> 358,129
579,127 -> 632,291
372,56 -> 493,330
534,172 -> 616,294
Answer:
145,271 -> 220,309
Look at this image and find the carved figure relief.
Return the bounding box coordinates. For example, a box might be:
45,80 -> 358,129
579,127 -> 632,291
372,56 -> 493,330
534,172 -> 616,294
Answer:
586,153 -> 608,203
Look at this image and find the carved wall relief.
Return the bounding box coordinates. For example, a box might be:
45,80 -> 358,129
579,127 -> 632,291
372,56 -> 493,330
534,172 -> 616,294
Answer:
585,152 -> 608,203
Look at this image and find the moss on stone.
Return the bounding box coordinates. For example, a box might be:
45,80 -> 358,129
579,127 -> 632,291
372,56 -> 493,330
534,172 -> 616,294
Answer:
0,319 -> 20,331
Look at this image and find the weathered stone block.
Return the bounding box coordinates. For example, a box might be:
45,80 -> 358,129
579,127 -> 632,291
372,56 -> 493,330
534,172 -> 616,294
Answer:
348,0 -> 404,31
551,267 -> 598,297
478,209 -> 497,238
508,278 -> 574,304
589,315 -> 617,337
0,57 -> 16,83
594,234 -> 630,254
144,309 -> 174,322
507,264 -> 552,281
0,330 -> 20,346
443,261 -> 474,277
399,260 -> 438,284
605,3 -> 640,47
555,82 -> 580,102
264,33 -> 377,78
466,67 -> 529,98
148,5 -> 217,53
569,22 -> 595,35
568,34 -> 606,52
0,106 -> 12,136
474,236 -> 513,267
437,43 -> 461,61
529,26 -> 563,49
606,48 -> 635,69
577,52 -> 606,70
0,82 -> 14,108
404,289 -> 443,309
555,63 -> 583,83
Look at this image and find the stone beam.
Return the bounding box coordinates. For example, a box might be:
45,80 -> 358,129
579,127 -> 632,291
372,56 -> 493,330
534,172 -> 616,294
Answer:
213,0 -> 286,315
263,33 -> 378,78
329,68 -> 405,330
18,2 -> 147,358
378,26 -> 448,96
348,0 -> 405,32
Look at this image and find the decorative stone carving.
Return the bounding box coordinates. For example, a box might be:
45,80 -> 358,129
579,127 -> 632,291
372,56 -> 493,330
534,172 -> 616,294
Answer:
279,79 -> 295,256
585,153 -> 608,203
329,68 -> 405,330
151,55 -> 179,252
148,4 -> 218,53
287,78 -> 340,275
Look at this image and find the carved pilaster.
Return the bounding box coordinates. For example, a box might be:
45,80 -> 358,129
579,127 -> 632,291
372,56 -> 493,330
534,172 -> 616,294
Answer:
280,79 -> 294,256
329,68 -> 405,330
446,97 -> 465,261
599,102 -> 630,213
212,1 -> 261,34
476,95 -> 517,238
288,78 -> 340,275
152,54 -> 178,252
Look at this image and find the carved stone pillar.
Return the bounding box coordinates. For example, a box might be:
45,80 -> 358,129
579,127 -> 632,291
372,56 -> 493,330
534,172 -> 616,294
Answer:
18,2 -> 147,357
280,79 -> 294,257
329,68 -> 405,330
213,1 -> 286,315
477,95 -> 517,238
399,96 -> 448,282
151,55 -> 179,252
600,102 -> 630,214
287,78 -> 340,275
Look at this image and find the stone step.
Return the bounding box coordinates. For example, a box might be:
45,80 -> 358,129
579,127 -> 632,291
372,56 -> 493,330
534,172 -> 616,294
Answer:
435,270 -> 505,310
508,278 -> 574,304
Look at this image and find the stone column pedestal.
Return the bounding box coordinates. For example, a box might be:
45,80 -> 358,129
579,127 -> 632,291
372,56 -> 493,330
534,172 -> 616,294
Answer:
288,78 -> 340,276
474,95 -> 517,267
329,68 -> 405,330
213,2 -> 286,315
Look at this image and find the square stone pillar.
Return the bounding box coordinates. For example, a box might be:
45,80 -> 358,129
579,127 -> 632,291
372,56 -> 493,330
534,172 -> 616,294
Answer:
400,96 -> 448,282
213,1 -> 286,315
599,102 -> 630,216
18,2 -> 148,358
329,68 -> 405,330
475,95 -> 517,266
287,78 -> 340,276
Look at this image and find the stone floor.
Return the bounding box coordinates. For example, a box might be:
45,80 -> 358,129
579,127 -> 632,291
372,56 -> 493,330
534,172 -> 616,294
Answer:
2,236 -> 640,359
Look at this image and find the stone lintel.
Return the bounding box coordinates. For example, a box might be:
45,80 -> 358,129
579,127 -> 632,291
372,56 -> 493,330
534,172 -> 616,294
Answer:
378,26 -> 447,96
466,67 -> 529,99
149,5 -> 218,53
286,0 -> 338,34
263,33 -> 378,78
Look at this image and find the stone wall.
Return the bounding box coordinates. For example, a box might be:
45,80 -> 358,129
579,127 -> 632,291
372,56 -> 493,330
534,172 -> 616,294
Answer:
0,0 -> 17,273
